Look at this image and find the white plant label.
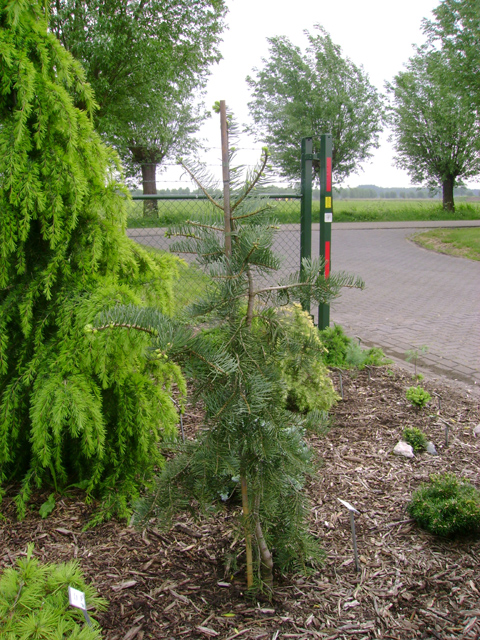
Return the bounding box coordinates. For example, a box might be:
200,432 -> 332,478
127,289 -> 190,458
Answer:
338,498 -> 359,514
68,586 -> 87,610
324,212 -> 333,223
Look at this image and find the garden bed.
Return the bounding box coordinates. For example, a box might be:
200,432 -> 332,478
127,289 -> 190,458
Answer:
1,366 -> 479,640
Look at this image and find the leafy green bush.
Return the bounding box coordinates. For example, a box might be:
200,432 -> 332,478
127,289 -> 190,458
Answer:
408,474 -> 480,537
319,324 -> 389,369
0,545 -> 106,639
277,305 -> 339,413
318,325 -> 350,367
406,386 -> 432,408
403,427 -> 428,452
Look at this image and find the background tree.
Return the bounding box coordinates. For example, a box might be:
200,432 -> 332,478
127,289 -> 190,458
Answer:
0,0 -> 184,518
246,26 -> 383,183
423,0 -> 480,112
50,0 -> 227,210
387,48 -> 480,211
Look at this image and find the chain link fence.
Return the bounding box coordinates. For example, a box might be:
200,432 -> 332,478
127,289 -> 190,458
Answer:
126,195 -> 303,309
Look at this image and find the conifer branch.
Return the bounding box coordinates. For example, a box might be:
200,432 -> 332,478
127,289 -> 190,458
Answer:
88,322 -> 159,336
253,281 -> 322,296
186,349 -> 229,375
184,220 -> 224,232
212,383 -> 238,420
166,232 -> 203,241
231,206 -> 272,221
230,149 -> 269,214
178,161 -> 224,211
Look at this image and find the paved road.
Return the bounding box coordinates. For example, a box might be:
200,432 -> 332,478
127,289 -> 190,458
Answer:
128,220 -> 480,391
323,221 -> 480,391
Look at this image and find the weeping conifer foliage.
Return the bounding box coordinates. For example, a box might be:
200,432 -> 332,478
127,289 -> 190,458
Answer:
0,0 -> 184,517
97,108 -> 364,590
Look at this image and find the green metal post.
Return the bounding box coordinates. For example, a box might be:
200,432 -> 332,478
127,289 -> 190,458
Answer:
319,133 -> 333,329
300,137 -> 313,313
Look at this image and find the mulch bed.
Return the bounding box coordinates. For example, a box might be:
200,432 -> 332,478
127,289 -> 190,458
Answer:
1,365 -> 479,640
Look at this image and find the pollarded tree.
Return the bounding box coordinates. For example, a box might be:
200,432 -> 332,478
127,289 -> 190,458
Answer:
50,0 -> 227,208
0,0 -> 184,518
247,25 -> 383,183
387,48 -> 480,211
423,0 -> 480,112
126,95 -> 207,215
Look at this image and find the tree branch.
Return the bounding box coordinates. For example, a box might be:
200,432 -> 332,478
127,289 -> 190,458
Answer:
178,161 -> 224,211
230,149 -> 269,214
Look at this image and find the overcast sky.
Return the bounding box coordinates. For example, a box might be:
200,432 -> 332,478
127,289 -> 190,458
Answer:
172,0 -> 478,191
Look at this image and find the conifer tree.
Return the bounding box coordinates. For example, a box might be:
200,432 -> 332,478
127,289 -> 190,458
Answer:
0,0 -> 184,517
93,107 -> 363,590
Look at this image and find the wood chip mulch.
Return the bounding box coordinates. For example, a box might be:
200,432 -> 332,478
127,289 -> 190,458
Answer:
1,365 -> 479,640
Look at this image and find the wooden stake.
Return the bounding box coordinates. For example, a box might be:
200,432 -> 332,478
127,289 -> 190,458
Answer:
220,100 -> 231,257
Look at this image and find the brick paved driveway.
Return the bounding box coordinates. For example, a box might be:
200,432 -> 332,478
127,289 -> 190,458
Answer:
325,223 -> 480,389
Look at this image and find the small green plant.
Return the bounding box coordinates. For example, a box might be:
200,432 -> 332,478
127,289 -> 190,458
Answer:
0,544 -> 107,638
405,345 -> 428,377
406,386 -> 432,408
403,426 -> 428,452
319,325 -> 390,370
277,304 -> 339,413
408,473 -> 480,537
319,325 -> 350,367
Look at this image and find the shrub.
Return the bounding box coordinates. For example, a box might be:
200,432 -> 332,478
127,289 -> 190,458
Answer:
0,544 -> 107,638
318,325 -> 350,367
319,324 -> 390,370
277,304 -> 339,413
0,1 -> 185,519
406,386 -> 432,408
403,427 -> 428,452
408,473 -> 480,537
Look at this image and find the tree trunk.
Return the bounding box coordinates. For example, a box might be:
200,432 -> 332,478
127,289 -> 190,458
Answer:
254,495 -> 274,592
141,161 -> 158,217
240,475 -> 254,589
442,177 -> 455,212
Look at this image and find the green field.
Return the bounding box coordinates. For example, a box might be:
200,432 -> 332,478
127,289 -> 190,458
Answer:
127,198 -> 480,228
412,227 -> 480,261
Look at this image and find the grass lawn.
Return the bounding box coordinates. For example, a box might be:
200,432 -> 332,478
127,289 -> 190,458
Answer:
332,199 -> 480,223
412,227 -> 480,260
127,198 -> 480,227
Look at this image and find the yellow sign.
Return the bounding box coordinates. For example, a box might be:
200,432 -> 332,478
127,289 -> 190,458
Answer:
325,197 -> 332,209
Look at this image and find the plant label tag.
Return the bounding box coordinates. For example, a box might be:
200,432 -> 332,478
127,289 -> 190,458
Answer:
324,212 -> 333,223
68,586 -> 87,610
338,498 -> 359,514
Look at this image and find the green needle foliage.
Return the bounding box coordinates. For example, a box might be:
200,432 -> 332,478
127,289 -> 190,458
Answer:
96,107 -> 364,591
0,0 -> 184,519
277,304 -> 339,413
318,324 -> 389,370
406,386 -> 432,408
408,473 -> 480,538
403,427 -> 428,453
0,544 -> 107,638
